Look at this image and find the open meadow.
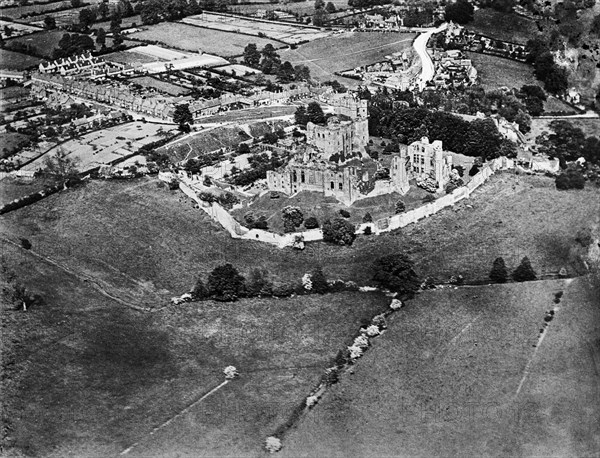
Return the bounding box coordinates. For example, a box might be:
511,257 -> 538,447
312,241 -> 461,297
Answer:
181,12 -> 331,45
4,29 -> 65,58
1,238 -> 390,456
466,52 -> 537,91
280,31 -> 416,82
129,22 -> 279,57
279,276 -> 600,457
466,8 -> 540,45
0,48 -> 41,69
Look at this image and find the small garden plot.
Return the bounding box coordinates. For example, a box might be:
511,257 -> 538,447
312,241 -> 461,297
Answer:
104,49 -> 161,65
0,20 -> 43,38
22,122 -> 174,173
213,64 -> 262,77
466,8 -> 540,45
129,22 -> 278,57
0,48 -> 41,69
129,76 -> 191,96
279,31 -> 416,81
465,52 -> 537,91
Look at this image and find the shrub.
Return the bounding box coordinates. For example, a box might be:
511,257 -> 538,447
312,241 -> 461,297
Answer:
372,253 -> 421,298
363,226 -> 372,235
362,212 -> 373,223
273,281 -> 297,297
556,171 -> 585,190
322,218 -> 356,246
339,209 -> 350,218
247,268 -> 273,297
207,264 -> 246,301
191,278 -> 208,300
303,216 -> 319,229
282,205 -> 304,228
19,238 -> 31,250
422,194 -> 436,203
283,219 -> 297,233
394,200 -> 406,214
310,267 -> 328,294
512,256 -> 537,282
489,257 -> 508,283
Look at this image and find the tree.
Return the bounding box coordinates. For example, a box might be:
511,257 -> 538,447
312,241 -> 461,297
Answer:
444,0 -> 474,24
96,28 -> 106,47
512,257 -> 537,282
118,0 -> 134,17
207,264 -> 246,301
372,253 -> 421,298
43,16 -> 56,29
322,218 -> 356,246
294,106 -> 309,127
325,1 -> 336,13
173,104 -> 193,132
363,212 -> 373,223
394,200 -> 406,214
243,43 -> 261,68
489,257 -> 508,283
304,216 -> 319,229
71,0 -> 82,7
79,8 -> 98,30
282,206 -> 304,228
98,1 -> 109,19
306,101 -> 326,125
247,268 -> 273,297
591,14 -> 600,36
42,149 -> 80,185
310,267 -> 329,294
313,8 -> 327,26
276,60 -> 295,83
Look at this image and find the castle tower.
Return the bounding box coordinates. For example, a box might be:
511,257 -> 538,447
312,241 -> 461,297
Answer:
391,146 -> 410,195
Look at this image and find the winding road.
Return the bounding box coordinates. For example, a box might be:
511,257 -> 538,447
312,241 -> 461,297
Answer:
412,23 -> 449,90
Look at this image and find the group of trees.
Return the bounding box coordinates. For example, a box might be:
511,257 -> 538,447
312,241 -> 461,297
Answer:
536,120 -> 600,166
444,0 -> 474,25
52,33 -> 95,59
243,43 -> 310,83
526,39 -> 569,95
322,217 -> 356,245
229,151 -> 286,187
369,101 -> 516,161
190,264 -> 333,302
140,0 -> 209,25
294,102 -> 326,127
313,0 -> 335,27
489,256 -> 537,283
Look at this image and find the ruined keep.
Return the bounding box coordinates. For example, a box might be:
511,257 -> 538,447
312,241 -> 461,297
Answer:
403,137 -> 453,192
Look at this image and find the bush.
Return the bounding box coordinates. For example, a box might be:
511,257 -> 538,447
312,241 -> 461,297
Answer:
207,264 -> 246,301
322,218 -> 356,246
339,209 -> 350,218
362,212 -> 373,223
247,268 -> 273,297
372,253 -> 421,298
489,257 -> 508,283
273,281 -> 297,297
512,256 -> 537,282
555,171 -> 585,190
394,200 -> 406,214
282,205 -> 304,228
310,267 -> 328,294
19,238 -> 32,250
303,216 -> 319,229
422,194 -> 436,203
364,226 -> 372,235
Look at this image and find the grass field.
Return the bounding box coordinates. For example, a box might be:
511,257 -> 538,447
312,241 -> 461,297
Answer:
527,117 -> 600,143
104,49 -> 160,65
0,48 -> 41,69
543,95 -> 579,114
1,238 -> 390,456
229,0 -> 349,17
280,31 -> 416,83
466,8 -> 540,45
279,276 -> 600,457
1,171 -> 597,304
0,176 -> 60,206
232,183 -> 431,234
129,22 -> 279,57
466,51 -> 537,91
5,29 -> 65,58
